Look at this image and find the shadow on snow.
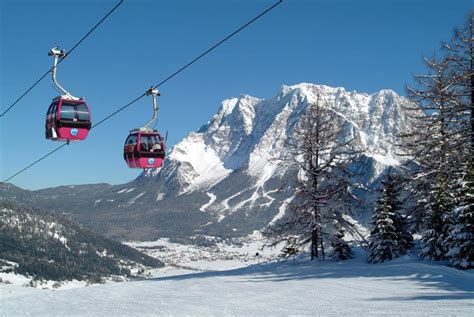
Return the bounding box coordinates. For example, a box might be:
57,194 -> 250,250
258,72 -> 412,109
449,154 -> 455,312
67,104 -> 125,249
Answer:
146,248 -> 474,302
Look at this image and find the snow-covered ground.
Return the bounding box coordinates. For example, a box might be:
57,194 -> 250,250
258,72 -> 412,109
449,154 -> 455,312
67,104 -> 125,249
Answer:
1,239 -> 473,316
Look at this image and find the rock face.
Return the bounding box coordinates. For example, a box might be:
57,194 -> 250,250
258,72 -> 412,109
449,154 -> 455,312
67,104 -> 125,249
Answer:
0,84 -> 415,241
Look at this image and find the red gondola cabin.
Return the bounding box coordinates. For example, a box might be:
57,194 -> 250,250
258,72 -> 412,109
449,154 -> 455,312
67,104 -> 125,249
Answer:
45,97 -> 91,142
124,130 -> 165,169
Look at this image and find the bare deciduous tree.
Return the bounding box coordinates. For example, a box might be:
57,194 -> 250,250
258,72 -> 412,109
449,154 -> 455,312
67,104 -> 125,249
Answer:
269,94 -> 359,260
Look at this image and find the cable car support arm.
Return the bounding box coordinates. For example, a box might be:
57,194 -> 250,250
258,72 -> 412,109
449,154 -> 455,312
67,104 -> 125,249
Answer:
141,87 -> 160,131
49,47 -> 78,100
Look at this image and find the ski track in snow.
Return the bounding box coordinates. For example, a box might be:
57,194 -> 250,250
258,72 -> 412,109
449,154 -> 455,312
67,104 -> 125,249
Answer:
156,193 -> 165,201
218,190 -> 247,222
1,249 -> 473,316
123,192 -> 145,207
199,192 -> 217,212
260,188 -> 278,207
217,214 -> 226,222
269,197 -> 293,226
220,190 -> 244,210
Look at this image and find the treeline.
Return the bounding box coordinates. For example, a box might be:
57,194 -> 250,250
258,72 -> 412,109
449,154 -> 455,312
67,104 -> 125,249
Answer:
268,13 -> 473,270
0,201 -> 163,281
397,14 -> 473,269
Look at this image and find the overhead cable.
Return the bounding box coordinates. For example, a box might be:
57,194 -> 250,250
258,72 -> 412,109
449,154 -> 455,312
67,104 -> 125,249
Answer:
0,0 -> 283,184
0,0 -> 124,118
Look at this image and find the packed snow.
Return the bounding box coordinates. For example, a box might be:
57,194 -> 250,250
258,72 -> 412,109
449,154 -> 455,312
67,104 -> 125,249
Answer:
1,236 -> 473,316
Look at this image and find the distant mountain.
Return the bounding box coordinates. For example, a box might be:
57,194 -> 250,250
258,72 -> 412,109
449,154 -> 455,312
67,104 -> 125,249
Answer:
0,201 -> 163,281
0,83 -> 416,241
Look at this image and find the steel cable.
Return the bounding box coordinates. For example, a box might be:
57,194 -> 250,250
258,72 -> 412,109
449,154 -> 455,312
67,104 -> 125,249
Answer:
0,0 -> 124,118
0,0 -> 283,184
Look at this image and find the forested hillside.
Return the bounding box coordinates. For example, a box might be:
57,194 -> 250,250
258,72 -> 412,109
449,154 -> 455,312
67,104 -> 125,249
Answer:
0,201 -> 163,281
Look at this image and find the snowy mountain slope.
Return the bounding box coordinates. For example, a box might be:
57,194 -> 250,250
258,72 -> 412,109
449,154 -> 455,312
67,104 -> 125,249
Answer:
1,83 -> 416,240
154,83 -> 410,190
0,201 -> 163,281
2,249 -> 473,316
133,83 -> 414,237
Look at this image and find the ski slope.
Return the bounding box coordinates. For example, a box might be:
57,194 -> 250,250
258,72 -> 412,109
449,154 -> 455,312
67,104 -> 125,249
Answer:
1,249 -> 473,316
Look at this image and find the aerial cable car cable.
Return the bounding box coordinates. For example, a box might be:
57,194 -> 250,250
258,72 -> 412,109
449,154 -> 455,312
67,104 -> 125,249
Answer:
1,144 -> 68,184
91,0 -> 282,130
0,0 -> 124,119
150,0 -> 283,90
0,0 -> 283,184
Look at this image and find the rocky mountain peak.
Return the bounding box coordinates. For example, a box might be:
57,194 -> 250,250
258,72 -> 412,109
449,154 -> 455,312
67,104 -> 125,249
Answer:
155,83 -> 413,193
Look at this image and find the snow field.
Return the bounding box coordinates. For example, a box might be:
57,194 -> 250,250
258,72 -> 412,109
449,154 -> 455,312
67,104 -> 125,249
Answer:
2,232 -> 473,316
1,249 -> 473,316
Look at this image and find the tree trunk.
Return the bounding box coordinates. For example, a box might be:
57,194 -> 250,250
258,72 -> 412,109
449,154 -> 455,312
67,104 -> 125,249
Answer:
320,234 -> 325,260
310,97 -> 321,261
311,226 -> 318,260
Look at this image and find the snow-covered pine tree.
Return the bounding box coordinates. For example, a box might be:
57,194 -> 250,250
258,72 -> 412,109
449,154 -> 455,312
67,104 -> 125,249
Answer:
330,225 -> 353,261
368,196 -> 398,263
393,212 -> 413,255
384,173 -> 413,255
420,174 -> 454,260
445,163 -> 474,269
368,172 -> 409,263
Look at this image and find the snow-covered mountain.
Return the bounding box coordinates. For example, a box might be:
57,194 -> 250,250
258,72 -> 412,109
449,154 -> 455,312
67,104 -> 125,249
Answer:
151,83 -> 410,192
140,83 -> 411,220
1,83 -> 415,240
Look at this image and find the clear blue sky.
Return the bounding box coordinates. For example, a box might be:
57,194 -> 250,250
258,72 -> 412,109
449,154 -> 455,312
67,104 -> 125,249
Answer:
0,0 -> 472,190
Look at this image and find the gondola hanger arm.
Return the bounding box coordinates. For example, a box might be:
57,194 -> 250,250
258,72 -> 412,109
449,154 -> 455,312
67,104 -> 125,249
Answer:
49,47 -> 80,100
141,87 -> 160,131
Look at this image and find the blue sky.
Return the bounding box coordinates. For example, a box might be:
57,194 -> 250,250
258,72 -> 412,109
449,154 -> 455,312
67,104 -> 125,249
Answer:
0,0 -> 472,190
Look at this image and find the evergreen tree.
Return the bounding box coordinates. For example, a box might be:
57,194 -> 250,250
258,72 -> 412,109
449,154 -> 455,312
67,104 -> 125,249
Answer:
368,198 -> 398,263
420,175 -> 454,260
445,164 -> 474,269
384,173 -> 413,255
368,172 -> 410,263
392,210 -> 413,256
330,226 -> 353,261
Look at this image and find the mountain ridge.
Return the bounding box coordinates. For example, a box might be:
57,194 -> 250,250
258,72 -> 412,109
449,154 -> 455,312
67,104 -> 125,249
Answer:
1,83 -> 415,241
